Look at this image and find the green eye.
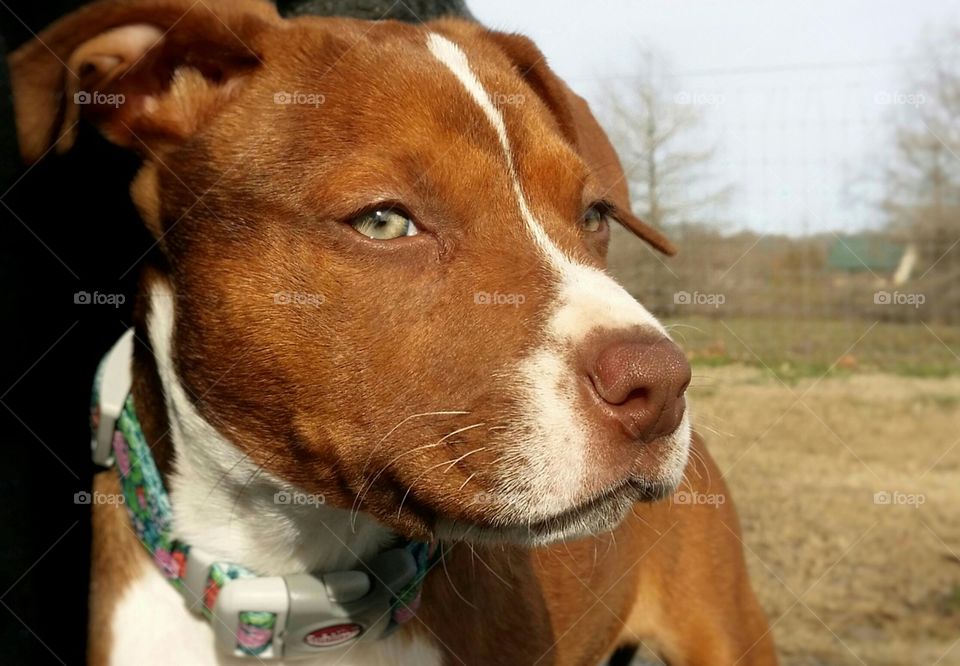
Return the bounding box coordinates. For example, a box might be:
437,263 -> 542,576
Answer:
349,208 -> 419,240
582,205 -> 611,233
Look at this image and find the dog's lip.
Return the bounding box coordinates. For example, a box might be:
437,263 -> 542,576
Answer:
433,475 -> 677,545
467,476 -> 673,540
525,476 -> 672,530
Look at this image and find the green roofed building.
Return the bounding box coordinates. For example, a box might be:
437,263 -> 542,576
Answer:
827,236 -> 916,285
828,237 -> 903,272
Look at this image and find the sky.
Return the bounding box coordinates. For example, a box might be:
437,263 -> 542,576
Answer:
469,0 -> 960,236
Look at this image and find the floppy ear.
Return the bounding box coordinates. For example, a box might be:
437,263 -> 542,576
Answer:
8,0 -> 280,163
484,32 -> 677,256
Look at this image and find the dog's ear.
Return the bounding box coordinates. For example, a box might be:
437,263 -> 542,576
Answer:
8,0 -> 280,163
484,32 -> 677,256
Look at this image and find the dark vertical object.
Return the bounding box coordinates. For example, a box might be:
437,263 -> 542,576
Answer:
2,1 -> 148,663
276,0 -> 473,20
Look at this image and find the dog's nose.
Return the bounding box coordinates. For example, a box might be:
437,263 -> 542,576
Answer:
586,334 -> 691,442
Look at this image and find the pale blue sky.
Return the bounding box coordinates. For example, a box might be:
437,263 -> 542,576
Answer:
469,0 -> 960,235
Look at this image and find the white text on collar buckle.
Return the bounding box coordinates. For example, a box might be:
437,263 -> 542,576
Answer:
182,547 -> 418,659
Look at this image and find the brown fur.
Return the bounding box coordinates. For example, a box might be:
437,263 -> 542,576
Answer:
414,433 -> 776,664
87,470 -> 152,664
11,1 -> 775,663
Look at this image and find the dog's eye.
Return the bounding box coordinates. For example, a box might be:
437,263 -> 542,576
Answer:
349,208 -> 419,240
582,204 -> 611,233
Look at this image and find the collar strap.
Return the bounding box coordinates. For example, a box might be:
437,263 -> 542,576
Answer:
90,330 -> 439,658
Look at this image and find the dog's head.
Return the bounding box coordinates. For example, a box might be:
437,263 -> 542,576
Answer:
12,0 -> 690,545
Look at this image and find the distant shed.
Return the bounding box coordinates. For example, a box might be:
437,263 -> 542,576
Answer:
828,237 -> 904,273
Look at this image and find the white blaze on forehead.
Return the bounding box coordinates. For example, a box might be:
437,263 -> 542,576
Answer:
426,33 -> 567,269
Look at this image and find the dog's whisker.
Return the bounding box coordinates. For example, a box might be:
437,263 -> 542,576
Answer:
201,444 -> 258,505
663,323 -> 707,335
630,505 -> 661,536
468,542 -> 478,580
227,450 -> 281,530
395,438 -> 487,520
436,423 -> 488,446
440,542 -> 477,610
607,529 -> 618,556
694,422 -> 730,440
353,422 -> 487,529
442,447 -> 487,473
458,471 -> 478,492
359,410 -> 470,478
690,446 -> 713,487
205,462 -> 252,508
470,545 -> 513,590
690,374 -> 721,386
350,441 -> 446,530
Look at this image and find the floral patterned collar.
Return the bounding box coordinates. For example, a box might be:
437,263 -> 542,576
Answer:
90,329 -> 438,659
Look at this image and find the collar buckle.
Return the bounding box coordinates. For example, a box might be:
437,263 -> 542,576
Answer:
186,547 -> 417,659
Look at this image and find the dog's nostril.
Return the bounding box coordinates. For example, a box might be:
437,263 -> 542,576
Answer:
621,386 -> 650,408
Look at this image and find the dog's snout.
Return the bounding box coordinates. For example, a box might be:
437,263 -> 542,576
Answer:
586,334 -> 691,442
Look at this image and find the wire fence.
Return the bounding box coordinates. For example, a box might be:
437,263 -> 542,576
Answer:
596,67 -> 960,374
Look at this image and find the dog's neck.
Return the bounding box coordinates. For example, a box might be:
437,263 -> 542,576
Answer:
136,279 -> 393,577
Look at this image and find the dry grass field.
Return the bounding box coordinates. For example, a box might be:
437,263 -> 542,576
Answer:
682,345 -> 960,664
666,317 -> 960,379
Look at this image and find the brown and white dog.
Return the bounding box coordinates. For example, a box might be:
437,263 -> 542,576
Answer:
10,1 -> 776,663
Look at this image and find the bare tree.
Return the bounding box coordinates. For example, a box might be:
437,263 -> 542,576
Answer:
600,49 -> 731,232
597,48 -> 732,313
880,26 -> 960,320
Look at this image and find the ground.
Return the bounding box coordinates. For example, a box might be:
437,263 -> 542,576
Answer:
684,362 -> 960,665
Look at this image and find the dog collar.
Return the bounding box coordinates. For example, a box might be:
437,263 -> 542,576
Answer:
89,329 -> 438,659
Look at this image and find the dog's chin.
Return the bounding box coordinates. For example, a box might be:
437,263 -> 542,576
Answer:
435,477 -> 677,548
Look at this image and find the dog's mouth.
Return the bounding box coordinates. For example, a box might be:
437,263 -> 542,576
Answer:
436,476 -> 675,546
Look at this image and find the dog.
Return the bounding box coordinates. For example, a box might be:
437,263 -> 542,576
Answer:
10,1 -> 776,663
